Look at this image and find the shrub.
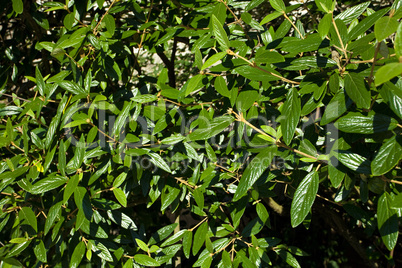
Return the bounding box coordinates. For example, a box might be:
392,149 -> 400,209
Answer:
1,0 -> 402,267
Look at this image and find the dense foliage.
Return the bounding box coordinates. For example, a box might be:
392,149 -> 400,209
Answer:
1,0 -> 402,267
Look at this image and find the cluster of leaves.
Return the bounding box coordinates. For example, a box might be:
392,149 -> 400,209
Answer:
1,0 -> 402,267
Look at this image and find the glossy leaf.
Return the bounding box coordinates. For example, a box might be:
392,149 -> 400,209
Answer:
233,147 -> 276,201
113,188 -> 127,207
70,241 -> 85,268
375,63 -> 402,86
192,221 -> 208,256
335,112 -> 398,134
335,2 -> 370,24
201,52 -> 227,70
374,16 -> 399,41
377,193 -> 398,251
20,207 -> 38,233
371,136 -> 402,176
290,171 -> 319,228
318,13 -> 332,39
269,0 -> 286,13
214,76 -> 231,97
395,22 -> 402,59
344,72 -> 370,109
211,15 -> 229,50
281,87 -> 301,145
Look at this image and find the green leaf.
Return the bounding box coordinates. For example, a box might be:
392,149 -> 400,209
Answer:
135,239 -> 150,252
58,81 -> 86,95
269,0 -> 286,13
315,0 -> 333,13
104,14 -> 115,35
348,8 -> 390,41
371,136 -> 402,176
113,188 -> 127,207
64,174 -> 80,203
64,13 -> 75,30
43,145 -> 57,174
246,0 -> 265,11
281,87 -> 301,146
35,66 -> 46,96
149,151 -> 171,173
201,52 -> 227,70
375,63 -> 402,87
377,193 -> 398,251
254,49 -> 284,64
30,174 -> 68,194
113,172 -> 127,188
148,223 -> 178,245
58,141 -> 66,176
131,94 -> 157,103
336,151 -> 371,174
256,203 -> 270,227
334,112 -> 398,134
275,249 -> 301,268
234,65 -> 279,82
12,0 -> 23,14
107,210 -> 138,231
344,72 -> 370,109
183,230 -> 192,259
188,115 -> 234,141
160,229 -> 186,247
233,147 -> 277,201
335,2 -> 370,24
260,11 -> 283,25
20,207 -> 38,233
374,16 -> 399,41
134,254 -> 160,267
44,202 -> 62,235
113,101 -> 131,135
70,241 -> 85,268
290,171 -> 319,228
395,22 -> 402,60
318,13 -> 332,39
34,240 -> 47,263
184,74 -> 203,97
92,241 -> 114,262
380,82 -> 402,120
193,187 -> 204,209
321,90 -> 351,125
214,76 -> 231,97
211,14 -> 229,50
236,91 -> 259,112
193,221 -> 208,256
282,34 -> 329,53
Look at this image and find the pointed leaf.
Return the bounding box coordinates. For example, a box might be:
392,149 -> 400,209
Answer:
269,0 -> 286,13
290,171 -> 319,227
344,72 -> 370,109
374,16 -> 399,41
377,193 -> 398,251
233,147 -> 277,201
281,87 -> 301,145
134,254 -> 160,267
212,15 -> 229,50
372,136 -> 402,176
335,112 -> 398,134
375,63 -> 402,87
70,241 -> 85,268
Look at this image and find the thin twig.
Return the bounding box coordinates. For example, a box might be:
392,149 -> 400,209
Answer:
0,93 -> 31,102
283,13 -> 304,39
229,109 -> 319,161
227,50 -> 300,85
332,17 -> 348,62
189,216 -> 208,232
93,0 -> 118,35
